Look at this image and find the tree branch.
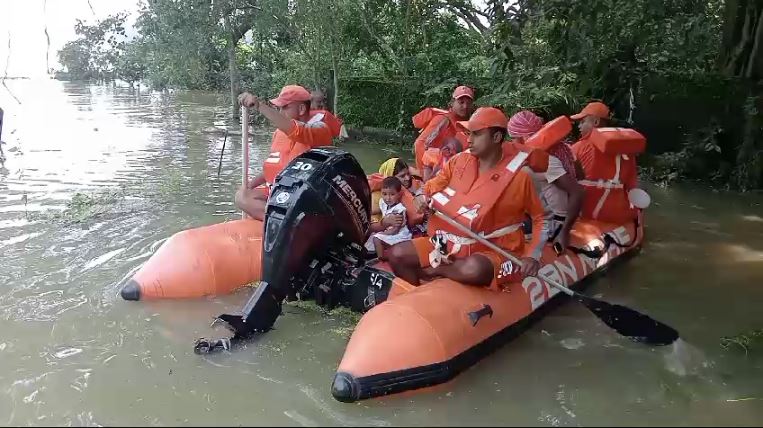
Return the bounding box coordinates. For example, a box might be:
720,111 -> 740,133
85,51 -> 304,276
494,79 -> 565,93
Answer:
44,0 -> 51,74
2,32 -> 21,104
356,4 -> 403,70
438,1 -> 489,35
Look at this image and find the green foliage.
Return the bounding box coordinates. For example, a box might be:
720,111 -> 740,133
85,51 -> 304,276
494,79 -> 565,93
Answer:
132,0 -> 227,90
641,120 -> 730,187
116,42 -> 147,84
57,13 -> 129,81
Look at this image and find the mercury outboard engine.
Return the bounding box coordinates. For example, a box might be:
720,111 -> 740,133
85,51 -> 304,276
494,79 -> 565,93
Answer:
194,147 -> 372,353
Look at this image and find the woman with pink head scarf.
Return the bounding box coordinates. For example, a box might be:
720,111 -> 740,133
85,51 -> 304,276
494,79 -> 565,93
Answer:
508,110 -> 584,253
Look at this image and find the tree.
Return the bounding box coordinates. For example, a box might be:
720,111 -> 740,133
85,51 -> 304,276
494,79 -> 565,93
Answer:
116,41 -> 147,86
57,13 -> 129,81
717,0 -> 763,189
719,0 -> 763,80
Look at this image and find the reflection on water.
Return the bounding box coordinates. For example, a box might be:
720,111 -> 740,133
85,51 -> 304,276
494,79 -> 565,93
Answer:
1,79 -> 762,426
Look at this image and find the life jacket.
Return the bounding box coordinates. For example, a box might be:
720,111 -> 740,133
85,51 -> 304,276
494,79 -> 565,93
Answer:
504,141 -> 549,174
367,173 -> 425,227
576,127 -> 645,224
412,107 -> 469,150
263,112 -> 332,186
311,109 -> 343,138
422,148 -> 448,174
524,116 -> 573,151
427,144 -> 538,258
523,115 -> 577,178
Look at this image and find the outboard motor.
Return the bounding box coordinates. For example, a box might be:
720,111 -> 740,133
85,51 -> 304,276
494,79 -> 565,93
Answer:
195,147 -> 371,352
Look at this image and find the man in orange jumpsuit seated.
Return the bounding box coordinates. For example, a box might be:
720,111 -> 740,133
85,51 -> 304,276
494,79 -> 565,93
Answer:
235,85 -> 334,220
387,107 -> 545,288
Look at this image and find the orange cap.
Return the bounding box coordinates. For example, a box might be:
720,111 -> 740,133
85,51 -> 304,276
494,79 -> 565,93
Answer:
452,86 -> 474,100
570,101 -> 610,120
270,85 -> 311,107
457,107 -> 508,132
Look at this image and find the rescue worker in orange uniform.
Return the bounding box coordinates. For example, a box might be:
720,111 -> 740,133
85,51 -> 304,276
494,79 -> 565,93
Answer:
235,85 -> 334,220
412,86 -> 474,171
571,101 -> 646,224
570,101 -> 611,175
387,107 -> 546,288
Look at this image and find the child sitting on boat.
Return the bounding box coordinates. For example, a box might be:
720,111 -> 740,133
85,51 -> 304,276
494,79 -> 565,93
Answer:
365,176 -> 413,260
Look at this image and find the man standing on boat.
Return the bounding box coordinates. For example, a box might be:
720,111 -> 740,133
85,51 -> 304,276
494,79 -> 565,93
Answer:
387,107 -> 546,288
412,85 -> 474,171
235,85 -> 334,220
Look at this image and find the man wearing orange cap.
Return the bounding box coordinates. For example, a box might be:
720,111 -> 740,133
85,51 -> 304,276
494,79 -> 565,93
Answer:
387,107 -> 546,289
411,85 -> 474,171
235,85 -> 334,220
570,101 -> 647,224
570,101 -> 610,175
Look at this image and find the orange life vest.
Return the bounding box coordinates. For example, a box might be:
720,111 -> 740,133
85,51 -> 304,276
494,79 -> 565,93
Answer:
504,141 -> 549,173
367,173 -> 425,227
427,144 -> 536,257
413,108 -> 469,150
574,127 -> 645,224
263,112 -> 333,186
311,109 -> 343,138
524,116 -> 573,151
422,148 -> 447,174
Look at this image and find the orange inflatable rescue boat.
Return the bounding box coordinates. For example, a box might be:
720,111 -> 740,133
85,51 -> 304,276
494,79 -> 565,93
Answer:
119,129 -> 663,403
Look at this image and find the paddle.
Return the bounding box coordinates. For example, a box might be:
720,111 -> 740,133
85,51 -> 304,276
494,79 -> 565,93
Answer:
241,106 -> 249,220
432,209 -> 679,346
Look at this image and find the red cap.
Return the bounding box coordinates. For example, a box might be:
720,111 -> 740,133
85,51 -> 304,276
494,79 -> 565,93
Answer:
452,86 -> 474,100
270,85 -> 311,107
570,101 -> 610,120
457,107 -> 508,132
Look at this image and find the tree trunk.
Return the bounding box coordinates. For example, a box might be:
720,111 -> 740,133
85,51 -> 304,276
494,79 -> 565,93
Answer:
329,32 -> 339,114
332,62 -> 339,115
719,0 -> 763,80
734,95 -> 763,189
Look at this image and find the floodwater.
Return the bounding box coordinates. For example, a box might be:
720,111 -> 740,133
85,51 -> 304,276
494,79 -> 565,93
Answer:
0,79 -> 761,426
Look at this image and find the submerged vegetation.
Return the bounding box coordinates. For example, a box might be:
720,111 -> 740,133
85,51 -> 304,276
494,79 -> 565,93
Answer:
41,189 -> 128,225
285,299 -> 362,338
721,328 -> 763,354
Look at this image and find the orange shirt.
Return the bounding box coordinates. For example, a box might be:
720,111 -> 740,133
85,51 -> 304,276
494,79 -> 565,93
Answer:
263,117 -> 333,184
